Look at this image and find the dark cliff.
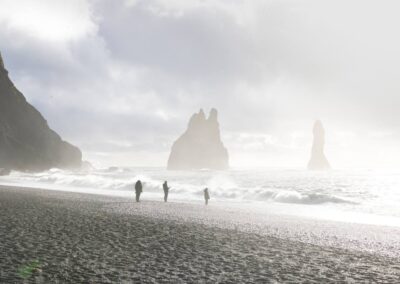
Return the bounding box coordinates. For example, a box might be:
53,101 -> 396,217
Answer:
0,52 -> 82,171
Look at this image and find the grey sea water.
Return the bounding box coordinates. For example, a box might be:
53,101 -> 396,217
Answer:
2,167 -> 400,226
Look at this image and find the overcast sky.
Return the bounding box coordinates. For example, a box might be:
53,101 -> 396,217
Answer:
1,0 -> 400,168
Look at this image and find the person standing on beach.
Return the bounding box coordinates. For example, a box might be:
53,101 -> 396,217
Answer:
204,188 -> 210,205
163,181 -> 170,202
135,180 -> 143,202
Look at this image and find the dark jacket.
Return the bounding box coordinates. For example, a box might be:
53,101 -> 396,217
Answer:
204,189 -> 210,200
135,181 -> 143,193
163,182 -> 169,193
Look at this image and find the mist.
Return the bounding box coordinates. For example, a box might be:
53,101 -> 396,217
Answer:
4,2 -> 400,282
1,0 -> 400,168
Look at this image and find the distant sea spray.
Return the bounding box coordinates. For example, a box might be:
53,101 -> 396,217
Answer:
2,167 -> 360,207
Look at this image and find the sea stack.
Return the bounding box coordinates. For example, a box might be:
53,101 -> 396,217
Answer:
167,108 -> 229,170
0,51 -> 82,172
307,120 -> 330,170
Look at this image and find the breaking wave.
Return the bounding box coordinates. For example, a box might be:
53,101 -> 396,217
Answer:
270,191 -> 354,205
2,168 -> 354,205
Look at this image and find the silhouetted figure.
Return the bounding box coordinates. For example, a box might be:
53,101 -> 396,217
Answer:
204,188 -> 210,205
163,181 -> 170,202
135,180 -> 143,202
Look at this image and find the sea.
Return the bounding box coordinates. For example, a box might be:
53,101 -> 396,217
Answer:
2,167 -> 400,227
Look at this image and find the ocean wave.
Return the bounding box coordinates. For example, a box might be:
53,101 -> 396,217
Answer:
5,169 -> 355,205
270,190 -> 354,205
10,169 -> 140,191
99,167 -> 133,173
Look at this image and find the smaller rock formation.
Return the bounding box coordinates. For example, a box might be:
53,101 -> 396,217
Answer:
167,108 -> 229,170
308,120 -> 331,170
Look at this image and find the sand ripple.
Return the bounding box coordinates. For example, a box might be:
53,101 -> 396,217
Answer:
0,186 -> 399,283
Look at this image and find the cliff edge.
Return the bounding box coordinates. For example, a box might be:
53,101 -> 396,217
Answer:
0,52 -> 82,172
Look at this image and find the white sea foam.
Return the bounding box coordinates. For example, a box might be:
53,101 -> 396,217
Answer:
2,167 -> 400,225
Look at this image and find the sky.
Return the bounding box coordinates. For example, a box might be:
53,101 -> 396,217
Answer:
1,0 -> 400,168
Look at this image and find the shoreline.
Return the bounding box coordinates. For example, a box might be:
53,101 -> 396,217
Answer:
3,184 -> 400,257
3,179 -> 400,229
1,185 -> 400,282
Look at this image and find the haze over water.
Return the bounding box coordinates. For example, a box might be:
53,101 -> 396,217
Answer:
3,1 -> 400,282
2,167 -> 400,227
2,0 -> 400,232
2,1 -> 400,169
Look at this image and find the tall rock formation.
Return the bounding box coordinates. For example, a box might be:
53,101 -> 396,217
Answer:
167,108 -> 229,170
0,51 -> 82,172
307,120 -> 330,170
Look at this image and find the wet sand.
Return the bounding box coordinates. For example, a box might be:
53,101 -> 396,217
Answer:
1,185 -> 400,283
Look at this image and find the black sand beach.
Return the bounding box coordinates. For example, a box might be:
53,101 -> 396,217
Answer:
1,186 -> 400,283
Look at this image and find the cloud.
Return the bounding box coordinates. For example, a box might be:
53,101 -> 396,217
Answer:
0,0 -> 96,41
1,0 -> 400,167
